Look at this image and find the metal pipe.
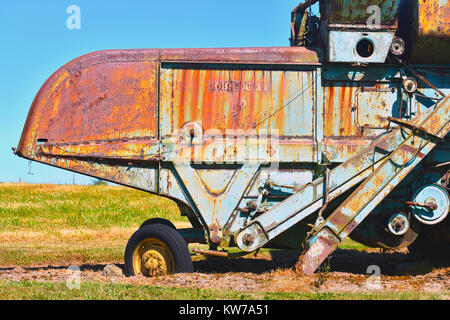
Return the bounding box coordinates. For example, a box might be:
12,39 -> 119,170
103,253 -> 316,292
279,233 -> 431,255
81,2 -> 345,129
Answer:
192,248 -> 253,258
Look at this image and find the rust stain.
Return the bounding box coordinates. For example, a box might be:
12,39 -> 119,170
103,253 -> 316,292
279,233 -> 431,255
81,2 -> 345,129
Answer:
408,0 -> 450,63
324,84 -> 357,137
418,0 -> 449,36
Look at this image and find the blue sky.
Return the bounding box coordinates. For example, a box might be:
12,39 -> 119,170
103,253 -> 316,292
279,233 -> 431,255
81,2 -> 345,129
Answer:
0,0 -> 301,184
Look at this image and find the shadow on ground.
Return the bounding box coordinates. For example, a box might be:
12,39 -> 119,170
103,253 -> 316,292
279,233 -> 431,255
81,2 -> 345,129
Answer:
1,249 -> 446,277
192,249 -> 447,276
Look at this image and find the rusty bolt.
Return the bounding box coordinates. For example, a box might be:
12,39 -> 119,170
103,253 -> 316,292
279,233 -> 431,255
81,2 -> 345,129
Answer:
391,217 -> 405,232
390,37 -> 405,56
242,233 -> 254,247
387,213 -> 409,236
403,77 -> 418,93
424,198 -> 438,211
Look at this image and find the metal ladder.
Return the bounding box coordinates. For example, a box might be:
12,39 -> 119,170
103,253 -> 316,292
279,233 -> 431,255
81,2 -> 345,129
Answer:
236,96 -> 450,274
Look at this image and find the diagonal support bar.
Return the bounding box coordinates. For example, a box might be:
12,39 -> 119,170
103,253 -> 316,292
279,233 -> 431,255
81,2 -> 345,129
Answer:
235,100 -> 443,252
299,96 -> 450,274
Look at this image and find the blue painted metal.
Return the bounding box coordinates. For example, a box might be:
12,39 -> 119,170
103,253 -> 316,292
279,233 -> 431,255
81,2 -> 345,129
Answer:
328,31 -> 395,63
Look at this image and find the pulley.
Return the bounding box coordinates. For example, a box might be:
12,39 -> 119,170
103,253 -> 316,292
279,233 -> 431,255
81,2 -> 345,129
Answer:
410,184 -> 449,225
387,212 -> 410,236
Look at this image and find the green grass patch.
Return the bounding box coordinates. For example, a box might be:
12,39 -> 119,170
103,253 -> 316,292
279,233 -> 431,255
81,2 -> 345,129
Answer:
338,238 -> 369,250
0,243 -> 125,266
0,183 -> 189,266
0,184 -> 188,232
0,280 -> 447,300
0,183 -> 369,266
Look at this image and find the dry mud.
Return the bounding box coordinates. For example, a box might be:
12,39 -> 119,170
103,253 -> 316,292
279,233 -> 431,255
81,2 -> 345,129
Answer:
0,249 -> 449,295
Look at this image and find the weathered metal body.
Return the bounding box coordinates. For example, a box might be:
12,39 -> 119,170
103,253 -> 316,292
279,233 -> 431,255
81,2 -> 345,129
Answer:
16,0 -> 450,274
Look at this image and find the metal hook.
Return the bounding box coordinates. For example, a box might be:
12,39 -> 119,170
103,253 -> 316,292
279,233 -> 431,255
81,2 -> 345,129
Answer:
27,160 -> 34,175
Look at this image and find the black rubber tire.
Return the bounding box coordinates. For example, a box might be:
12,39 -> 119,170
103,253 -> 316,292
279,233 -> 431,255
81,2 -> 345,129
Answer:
124,224 -> 193,277
140,218 -> 176,230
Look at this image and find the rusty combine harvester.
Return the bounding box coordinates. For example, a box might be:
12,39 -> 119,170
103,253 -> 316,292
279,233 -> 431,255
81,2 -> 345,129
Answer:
15,0 -> 449,276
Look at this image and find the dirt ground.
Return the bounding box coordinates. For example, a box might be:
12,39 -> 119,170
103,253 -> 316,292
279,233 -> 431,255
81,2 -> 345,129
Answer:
0,249 -> 449,295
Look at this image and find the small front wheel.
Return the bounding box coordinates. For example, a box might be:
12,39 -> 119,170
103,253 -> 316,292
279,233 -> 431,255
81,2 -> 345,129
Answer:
124,224 -> 193,277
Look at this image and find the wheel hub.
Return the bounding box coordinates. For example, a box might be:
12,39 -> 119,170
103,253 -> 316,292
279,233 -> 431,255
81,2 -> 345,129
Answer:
142,249 -> 168,275
388,213 -> 410,236
133,239 -> 174,277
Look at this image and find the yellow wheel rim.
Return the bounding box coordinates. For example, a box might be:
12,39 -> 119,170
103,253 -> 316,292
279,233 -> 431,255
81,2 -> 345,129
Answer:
132,238 -> 174,277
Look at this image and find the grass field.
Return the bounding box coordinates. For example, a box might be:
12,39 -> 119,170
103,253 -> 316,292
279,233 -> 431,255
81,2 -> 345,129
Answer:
0,183 -> 365,266
0,183 -> 188,266
0,280 -> 445,300
0,183 -> 447,300
0,183 -> 187,230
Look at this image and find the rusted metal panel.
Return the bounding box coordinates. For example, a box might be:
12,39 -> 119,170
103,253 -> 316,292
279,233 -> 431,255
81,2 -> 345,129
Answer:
325,0 -> 449,63
329,0 -> 401,27
159,64 -> 318,164
17,47 -> 319,161
322,80 -> 401,162
17,60 -> 160,162
411,0 -> 450,63
323,83 -> 359,137
159,66 -> 314,135
417,0 -> 449,37
321,63 -> 450,162
38,61 -> 159,144
397,0 -> 450,64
